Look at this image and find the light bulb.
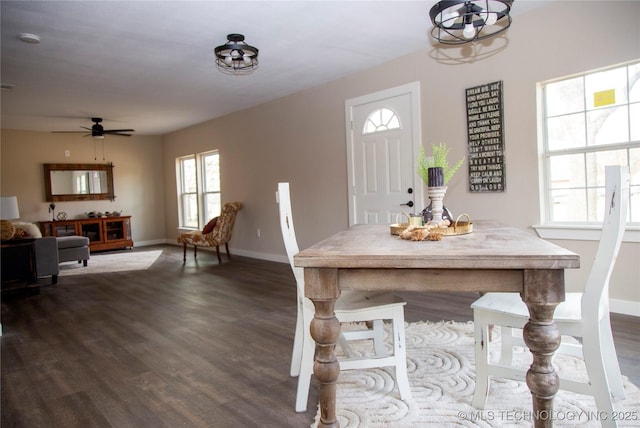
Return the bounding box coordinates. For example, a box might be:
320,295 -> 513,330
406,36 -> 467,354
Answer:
224,56 -> 233,65
480,10 -> 498,26
243,55 -> 251,65
463,23 -> 476,39
441,11 -> 459,28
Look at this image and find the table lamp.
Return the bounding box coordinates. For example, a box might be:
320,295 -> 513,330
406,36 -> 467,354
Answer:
1,196 -> 20,240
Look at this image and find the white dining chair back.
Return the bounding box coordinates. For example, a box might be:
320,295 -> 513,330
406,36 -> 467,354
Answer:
470,165 -> 629,428
276,182 -> 412,412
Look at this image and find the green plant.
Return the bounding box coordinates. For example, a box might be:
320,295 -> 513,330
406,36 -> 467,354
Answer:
417,143 -> 465,186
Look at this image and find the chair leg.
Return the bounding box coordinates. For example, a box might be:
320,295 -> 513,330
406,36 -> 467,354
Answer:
472,313 -> 490,409
83,260 -> 88,267
582,333 -> 619,428
52,274 -> 58,285
182,243 -> 187,263
194,245 -> 198,259
296,315 -> 315,412
372,319 -> 386,356
215,245 -> 222,262
392,310 -> 412,400
225,242 -> 231,259
499,326 -> 516,366
600,319 -> 625,400
290,299 -> 304,377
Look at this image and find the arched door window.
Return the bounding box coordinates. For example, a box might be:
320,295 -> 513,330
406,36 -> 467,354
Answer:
363,108 -> 401,134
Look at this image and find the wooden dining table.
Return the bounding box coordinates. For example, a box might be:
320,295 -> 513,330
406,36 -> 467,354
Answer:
294,220 -> 580,428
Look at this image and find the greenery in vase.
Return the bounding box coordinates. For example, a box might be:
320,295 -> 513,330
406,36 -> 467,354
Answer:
417,143 -> 465,186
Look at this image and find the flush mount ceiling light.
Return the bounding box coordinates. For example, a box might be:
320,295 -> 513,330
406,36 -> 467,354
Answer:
429,0 -> 513,45
214,34 -> 259,75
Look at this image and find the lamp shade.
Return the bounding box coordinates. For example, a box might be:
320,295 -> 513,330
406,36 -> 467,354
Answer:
0,196 -> 20,240
0,196 -> 20,220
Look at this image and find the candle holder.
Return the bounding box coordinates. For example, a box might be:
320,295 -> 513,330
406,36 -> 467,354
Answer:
426,186 -> 448,225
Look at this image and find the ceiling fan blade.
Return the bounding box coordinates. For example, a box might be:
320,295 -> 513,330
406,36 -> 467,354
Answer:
53,125 -> 93,134
104,129 -> 135,133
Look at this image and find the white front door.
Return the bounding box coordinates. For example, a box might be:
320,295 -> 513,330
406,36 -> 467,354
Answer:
345,82 -> 422,226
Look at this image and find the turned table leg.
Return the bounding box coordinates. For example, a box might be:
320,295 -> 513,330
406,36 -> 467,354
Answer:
523,270 -> 565,428
305,268 -> 341,428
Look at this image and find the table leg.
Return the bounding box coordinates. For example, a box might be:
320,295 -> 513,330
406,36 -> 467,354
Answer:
522,270 -> 564,428
306,268 -> 341,428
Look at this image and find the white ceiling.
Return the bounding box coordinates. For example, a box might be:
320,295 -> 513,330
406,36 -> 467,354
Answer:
1,1 -> 549,136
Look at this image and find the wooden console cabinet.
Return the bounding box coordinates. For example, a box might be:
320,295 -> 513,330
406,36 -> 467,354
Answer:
40,216 -> 133,252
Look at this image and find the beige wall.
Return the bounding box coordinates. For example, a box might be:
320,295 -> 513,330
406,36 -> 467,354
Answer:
162,1 -> 640,313
0,130 -> 166,245
1,2 -> 638,313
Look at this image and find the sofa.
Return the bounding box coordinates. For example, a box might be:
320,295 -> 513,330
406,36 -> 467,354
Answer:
12,222 -> 90,284
34,237 -> 60,284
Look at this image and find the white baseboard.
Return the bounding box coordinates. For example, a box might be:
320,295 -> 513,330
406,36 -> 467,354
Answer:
231,248 -> 289,264
163,240 -> 289,264
133,239 -> 168,247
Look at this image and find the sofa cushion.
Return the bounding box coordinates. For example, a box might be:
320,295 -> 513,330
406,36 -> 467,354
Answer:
56,235 -> 90,249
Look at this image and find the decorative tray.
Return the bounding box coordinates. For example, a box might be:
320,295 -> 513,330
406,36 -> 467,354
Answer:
390,214 -> 473,237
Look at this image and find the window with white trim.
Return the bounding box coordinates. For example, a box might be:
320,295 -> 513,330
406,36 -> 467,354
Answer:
177,151 -> 221,229
363,108 -> 401,134
539,60 -> 639,227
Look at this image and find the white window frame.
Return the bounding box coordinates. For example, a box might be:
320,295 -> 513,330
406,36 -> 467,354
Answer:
176,150 -> 221,229
363,107 -> 401,134
534,60 -> 640,243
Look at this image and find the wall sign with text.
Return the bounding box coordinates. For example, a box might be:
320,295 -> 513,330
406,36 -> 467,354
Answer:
466,81 -> 505,192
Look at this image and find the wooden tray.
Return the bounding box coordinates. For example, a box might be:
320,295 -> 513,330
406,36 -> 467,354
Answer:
390,214 -> 473,236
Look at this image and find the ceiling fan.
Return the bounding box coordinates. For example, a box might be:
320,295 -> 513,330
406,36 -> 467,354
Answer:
53,117 -> 135,138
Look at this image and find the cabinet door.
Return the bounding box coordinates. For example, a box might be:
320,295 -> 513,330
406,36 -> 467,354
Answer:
80,220 -> 103,244
104,219 -> 126,241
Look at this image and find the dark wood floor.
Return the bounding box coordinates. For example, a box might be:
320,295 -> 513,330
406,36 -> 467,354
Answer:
2,245 -> 638,427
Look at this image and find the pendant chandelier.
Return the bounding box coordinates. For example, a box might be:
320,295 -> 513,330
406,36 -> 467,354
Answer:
429,0 -> 513,45
214,34 -> 259,75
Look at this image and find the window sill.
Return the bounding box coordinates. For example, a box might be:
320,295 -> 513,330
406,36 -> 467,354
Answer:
533,224 -> 640,243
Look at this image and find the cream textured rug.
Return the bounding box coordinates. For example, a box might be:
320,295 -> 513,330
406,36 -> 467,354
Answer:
312,321 -> 640,427
59,250 -> 162,276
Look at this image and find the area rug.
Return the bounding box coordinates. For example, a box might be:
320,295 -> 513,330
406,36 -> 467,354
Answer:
58,250 -> 162,276
312,321 -> 640,427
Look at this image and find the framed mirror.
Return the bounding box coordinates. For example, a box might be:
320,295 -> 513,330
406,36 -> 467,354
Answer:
43,163 -> 115,202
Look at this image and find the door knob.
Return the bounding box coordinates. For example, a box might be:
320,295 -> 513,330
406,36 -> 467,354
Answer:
401,201 -> 414,208
408,188 -> 413,194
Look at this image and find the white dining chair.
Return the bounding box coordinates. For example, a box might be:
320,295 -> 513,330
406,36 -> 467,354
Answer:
276,182 -> 412,413
471,165 -> 629,428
